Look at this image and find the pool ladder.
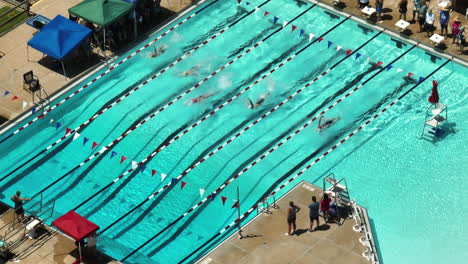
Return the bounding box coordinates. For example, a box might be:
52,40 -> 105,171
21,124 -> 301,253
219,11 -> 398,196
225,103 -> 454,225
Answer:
420,103 -> 447,142
0,193 -> 55,258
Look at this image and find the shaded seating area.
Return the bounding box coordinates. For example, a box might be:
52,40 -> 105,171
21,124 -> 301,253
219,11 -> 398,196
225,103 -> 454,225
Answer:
27,15 -> 92,78
68,0 -> 135,53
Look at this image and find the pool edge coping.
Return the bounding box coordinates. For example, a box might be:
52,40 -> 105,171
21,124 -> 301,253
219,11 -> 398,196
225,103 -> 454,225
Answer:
306,0 -> 468,68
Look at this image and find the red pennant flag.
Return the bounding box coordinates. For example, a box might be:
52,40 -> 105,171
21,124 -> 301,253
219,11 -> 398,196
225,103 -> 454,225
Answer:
376,61 -> 383,67
65,128 -> 72,134
120,156 -> 127,164
232,201 -> 239,208
92,142 -> 98,149
11,96 -> 19,101
151,169 -> 157,176
346,49 -> 352,55
221,196 -> 227,205
264,11 -> 269,16
407,72 -> 414,78
318,37 -> 323,42
237,0 -> 241,3
181,181 -> 187,189
291,25 -> 297,32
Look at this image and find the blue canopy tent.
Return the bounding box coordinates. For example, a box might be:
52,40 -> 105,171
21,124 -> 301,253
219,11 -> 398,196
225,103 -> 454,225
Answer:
27,15 -> 92,78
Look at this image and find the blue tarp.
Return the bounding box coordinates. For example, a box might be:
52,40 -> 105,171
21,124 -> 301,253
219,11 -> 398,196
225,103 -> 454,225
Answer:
27,15 -> 92,60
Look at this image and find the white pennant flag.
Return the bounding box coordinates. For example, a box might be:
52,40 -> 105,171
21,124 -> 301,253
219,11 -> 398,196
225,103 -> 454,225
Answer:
336,45 -> 342,51
282,20 -> 287,28
199,188 -> 205,197
309,33 -> 315,42
73,132 -> 81,141
161,173 -> 167,182
396,68 -> 403,72
49,119 -> 54,124
367,57 -> 371,62
254,7 -> 259,13
22,101 -> 28,110
132,161 -> 138,169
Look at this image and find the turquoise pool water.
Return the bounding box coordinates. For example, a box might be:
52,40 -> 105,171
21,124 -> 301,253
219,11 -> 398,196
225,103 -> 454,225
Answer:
0,0 -> 466,263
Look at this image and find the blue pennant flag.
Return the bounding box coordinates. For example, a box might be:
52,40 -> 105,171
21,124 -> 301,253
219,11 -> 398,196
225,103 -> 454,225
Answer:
83,137 -> 89,145
273,16 -> 279,24
299,29 -> 305,37
55,122 -> 62,130
3,90 -> 9,96
246,1 -> 250,5
171,178 -> 177,185
140,165 -> 147,173
211,193 -> 217,200
355,53 -> 361,60
327,41 -> 333,48
31,107 -> 36,114
418,76 -> 425,83
111,151 -> 118,158
386,65 -> 393,71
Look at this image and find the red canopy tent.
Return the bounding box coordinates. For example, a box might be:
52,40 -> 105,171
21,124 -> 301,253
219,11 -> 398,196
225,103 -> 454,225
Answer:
52,210 -> 99,263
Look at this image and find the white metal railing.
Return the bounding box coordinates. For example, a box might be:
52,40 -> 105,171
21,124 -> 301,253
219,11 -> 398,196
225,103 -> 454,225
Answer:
351,202 -> 380,264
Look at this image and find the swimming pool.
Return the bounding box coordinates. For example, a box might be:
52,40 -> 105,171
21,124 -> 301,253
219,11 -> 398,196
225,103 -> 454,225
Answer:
0,0 -> 467,263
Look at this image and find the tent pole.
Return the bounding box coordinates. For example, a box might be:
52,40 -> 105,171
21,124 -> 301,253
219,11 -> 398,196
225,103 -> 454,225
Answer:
78,242 -> 82,263
26,46 -> 30,62
103,28 -> 108,65
133,9 -> 138,39
61,61 -> 68,80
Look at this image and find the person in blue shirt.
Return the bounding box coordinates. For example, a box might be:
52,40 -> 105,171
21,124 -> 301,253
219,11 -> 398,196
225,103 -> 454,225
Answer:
439,6 -> 450,37
308,196 -> 320,232
411,0 -> 420,22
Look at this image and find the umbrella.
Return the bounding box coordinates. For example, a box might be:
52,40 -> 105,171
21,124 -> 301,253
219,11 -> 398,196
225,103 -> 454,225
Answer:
428,80 -> 439,104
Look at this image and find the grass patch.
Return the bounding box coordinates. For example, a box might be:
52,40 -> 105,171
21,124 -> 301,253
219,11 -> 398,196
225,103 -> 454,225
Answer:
0,6 -> 28,35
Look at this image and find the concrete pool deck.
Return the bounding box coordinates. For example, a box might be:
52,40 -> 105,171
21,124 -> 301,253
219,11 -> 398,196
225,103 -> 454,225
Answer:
0,208 -> 117,264
198,181 -> 373,264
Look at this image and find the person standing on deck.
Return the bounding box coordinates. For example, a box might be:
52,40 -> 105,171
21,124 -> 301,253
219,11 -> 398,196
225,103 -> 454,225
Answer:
11,191 -> 31,222
308,196 -> 320,232
417,1 -> 428,33
411,0 -> 420,22
287,201 -> 301,236
376,0 -> 384,21
439,6 -> 450,37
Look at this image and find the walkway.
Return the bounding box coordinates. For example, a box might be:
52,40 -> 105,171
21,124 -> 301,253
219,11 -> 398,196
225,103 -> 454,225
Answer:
198,181 -> 370,264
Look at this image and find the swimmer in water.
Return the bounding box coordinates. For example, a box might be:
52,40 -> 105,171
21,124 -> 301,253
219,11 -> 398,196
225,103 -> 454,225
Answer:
151,45 -> 167,58
181,65 -> 201,77
186,92 -> 219,105
247,92 -> 271,109
318,116 -> 340,132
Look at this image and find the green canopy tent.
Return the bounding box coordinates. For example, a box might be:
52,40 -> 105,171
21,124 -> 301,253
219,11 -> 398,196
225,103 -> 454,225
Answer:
69,0 -> 135,59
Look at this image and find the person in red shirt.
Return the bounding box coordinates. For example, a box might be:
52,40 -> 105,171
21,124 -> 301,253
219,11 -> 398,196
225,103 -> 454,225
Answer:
320,193 -> 331,221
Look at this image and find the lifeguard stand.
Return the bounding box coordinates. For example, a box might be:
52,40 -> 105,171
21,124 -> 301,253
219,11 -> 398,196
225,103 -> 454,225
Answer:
23,71 -> 50,108
421,103 -> 447,141
322,173 -> 352,220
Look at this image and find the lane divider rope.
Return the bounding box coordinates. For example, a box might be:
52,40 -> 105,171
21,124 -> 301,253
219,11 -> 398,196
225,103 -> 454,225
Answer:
19,0 -> 299,209
0,0 -> 270,182
122,29 -> 423,263
73,8 -> 347,213
176,58 -> 451,264
0,0 -> 222,144
94,4 -> 317,236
